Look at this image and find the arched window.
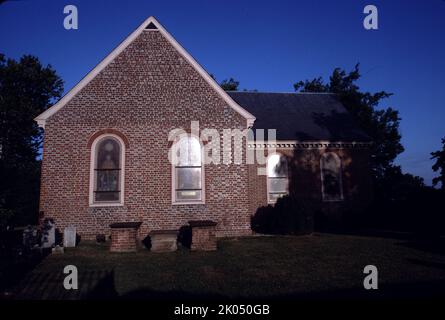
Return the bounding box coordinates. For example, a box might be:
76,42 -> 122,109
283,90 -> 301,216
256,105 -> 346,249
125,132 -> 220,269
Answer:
89,134 -> 125,206
267,153 -> 289,203
172,136 -> 204,203
320,152 -> 343,201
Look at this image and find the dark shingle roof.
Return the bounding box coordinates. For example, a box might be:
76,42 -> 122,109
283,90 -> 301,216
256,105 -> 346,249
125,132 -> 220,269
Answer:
227,91 -> 371,142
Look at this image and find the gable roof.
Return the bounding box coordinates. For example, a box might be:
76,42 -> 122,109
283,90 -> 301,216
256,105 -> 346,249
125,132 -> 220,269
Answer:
227,91 -> 371,142
34,16 -> 255,128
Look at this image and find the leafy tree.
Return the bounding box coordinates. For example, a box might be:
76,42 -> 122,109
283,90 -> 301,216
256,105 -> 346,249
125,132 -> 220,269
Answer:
374,165 -> 425,200
0,54 -> 63,227
294,64 -> 404,182
431,137 -> 445,189
220,78 -> 239,91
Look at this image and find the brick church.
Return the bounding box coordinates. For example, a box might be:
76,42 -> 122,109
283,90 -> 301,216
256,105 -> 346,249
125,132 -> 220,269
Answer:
34,17 -> 372,240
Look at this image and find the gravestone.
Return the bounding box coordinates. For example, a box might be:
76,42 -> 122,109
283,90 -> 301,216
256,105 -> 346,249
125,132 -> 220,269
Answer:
188,220 -> 218,251
52,245 -> 64,254
41,218 -> 55,248
109,222 -> 142,252
150,230 -> 179,252
64,226 -> 77,247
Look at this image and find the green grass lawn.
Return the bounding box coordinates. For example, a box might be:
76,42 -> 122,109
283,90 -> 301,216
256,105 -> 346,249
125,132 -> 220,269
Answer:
13,233 -> 445,300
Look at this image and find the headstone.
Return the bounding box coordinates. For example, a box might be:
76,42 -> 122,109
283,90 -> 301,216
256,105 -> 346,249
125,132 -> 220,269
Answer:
149,230 -> 179,252
52,245 -> 64,254
41,218 -> 55,248
64,226 -> 76,247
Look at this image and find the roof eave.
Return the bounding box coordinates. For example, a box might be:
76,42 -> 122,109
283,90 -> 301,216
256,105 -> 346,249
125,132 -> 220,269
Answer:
35,118 -> 46,129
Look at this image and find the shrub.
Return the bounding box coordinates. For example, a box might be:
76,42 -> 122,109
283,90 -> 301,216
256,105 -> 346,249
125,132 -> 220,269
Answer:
22,225 -> 40,249
177,225 -> 192,248
364,187 -> 445,237
251,196 -> 314,235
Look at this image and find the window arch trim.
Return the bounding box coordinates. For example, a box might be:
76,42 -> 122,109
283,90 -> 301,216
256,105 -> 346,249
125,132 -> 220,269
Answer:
87,129 -> 129,149
89,133 -> 126,207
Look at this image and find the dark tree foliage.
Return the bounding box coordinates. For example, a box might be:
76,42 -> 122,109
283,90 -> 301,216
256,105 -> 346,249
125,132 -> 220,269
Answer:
0,54 -> 63,227
374,165 -> 425,201
367,164 -> 444,236
294,64 -> 404,182
220,78 -> 239,91
431,137 -> 445,189
213,76 -> 257,92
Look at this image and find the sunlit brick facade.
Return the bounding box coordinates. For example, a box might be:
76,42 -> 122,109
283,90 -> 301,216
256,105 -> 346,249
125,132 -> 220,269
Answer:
36,17 -> 372,240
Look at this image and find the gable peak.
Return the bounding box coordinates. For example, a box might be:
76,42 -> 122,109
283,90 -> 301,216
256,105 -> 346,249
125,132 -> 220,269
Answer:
145,22 -> 158,30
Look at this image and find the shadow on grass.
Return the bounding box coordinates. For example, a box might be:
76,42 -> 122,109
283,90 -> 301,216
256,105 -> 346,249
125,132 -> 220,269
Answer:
281,280 -> 445,300
85,270 -> 445,301
406,258 -> 445,271
0,249 -> 51,295
396,238 -> 445,256
85,270 -> 119,300
319,228 -> 414,240
321,229 -> 445,257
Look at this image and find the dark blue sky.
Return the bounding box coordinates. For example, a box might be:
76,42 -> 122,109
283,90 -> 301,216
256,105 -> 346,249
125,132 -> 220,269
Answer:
1,0 -> 444,184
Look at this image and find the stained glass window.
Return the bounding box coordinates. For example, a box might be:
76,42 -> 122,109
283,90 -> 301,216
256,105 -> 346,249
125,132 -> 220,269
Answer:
94,137 -> 121,202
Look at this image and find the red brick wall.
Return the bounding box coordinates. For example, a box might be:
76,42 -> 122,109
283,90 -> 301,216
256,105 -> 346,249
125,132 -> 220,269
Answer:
248,147 -> 373,219
40,30 -> 252,240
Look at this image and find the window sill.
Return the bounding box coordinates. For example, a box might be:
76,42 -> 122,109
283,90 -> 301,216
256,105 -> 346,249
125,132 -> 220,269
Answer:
89,203 -> 124,207
172,201 -> 205,206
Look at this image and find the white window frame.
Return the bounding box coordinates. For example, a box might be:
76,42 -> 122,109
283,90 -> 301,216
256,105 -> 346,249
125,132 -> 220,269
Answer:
266,153 -> 289,204
89,134 -> 125,207
320,152 -> 344,202
171,135 -> 205,205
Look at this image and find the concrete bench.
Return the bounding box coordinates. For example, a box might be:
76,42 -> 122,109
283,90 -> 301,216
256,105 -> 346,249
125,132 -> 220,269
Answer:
149,229 -> 179,252
109,222 -> 142,252
188,220 -> 217,251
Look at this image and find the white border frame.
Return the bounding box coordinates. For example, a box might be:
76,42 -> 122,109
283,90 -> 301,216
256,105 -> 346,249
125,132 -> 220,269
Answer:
320,152 -> 344,202
171,135 -> 206,205
266,153 -> 289,204
34,16 -> 255,128
89,133 -> 125,207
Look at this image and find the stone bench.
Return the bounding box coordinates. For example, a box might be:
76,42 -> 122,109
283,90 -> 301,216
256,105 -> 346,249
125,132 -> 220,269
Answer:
149,229 -> 179,252
109,222 -> 142,252
188,220 -> 217,251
